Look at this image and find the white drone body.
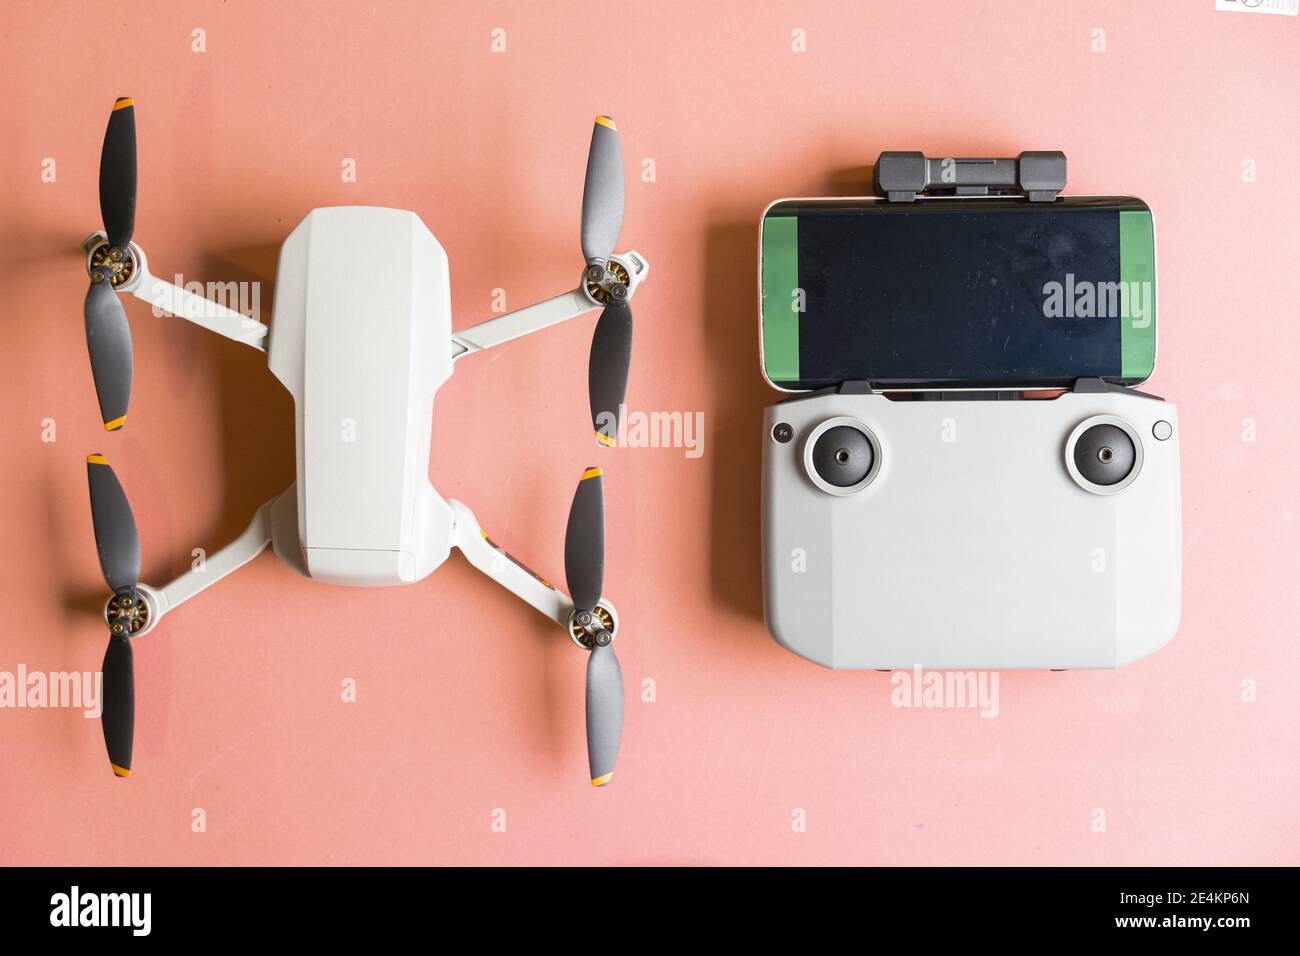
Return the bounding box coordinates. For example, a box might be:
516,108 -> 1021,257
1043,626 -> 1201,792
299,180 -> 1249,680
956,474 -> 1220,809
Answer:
88,206 -> 647,641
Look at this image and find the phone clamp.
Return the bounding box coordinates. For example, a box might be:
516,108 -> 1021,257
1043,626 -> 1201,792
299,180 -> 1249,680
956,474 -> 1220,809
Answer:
873,151 -> 1066,203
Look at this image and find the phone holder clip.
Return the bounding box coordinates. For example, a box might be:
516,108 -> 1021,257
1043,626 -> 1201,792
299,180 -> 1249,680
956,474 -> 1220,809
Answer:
873,151 -> 1066,203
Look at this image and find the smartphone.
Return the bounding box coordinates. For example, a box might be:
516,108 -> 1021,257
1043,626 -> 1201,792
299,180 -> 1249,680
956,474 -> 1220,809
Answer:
759,196 -> 1156,391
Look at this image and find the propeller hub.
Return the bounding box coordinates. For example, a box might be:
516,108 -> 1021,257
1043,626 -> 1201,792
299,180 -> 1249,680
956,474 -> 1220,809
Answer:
103,591 -> 148,636
568,605 -> 615,649
583,259 -> 630,304
86,239 -> 136,289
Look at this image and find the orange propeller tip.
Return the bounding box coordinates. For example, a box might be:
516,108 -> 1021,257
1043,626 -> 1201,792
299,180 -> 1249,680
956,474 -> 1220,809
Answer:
112,97 -> 134,110
111,764 -> 131,778
595,115 -> 616,130
86,453 -> 109,466
594,431 -> 616,447
580,466 -> 603,481
591,772 -> 613,787
103,415 -> 126,432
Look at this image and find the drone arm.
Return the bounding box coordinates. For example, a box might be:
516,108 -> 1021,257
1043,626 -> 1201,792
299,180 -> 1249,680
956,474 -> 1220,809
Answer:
125,263 -> 269,351
447,499 -> 572,628
135,496 -> 277,634
450,289 -> 593,359
450,249 -> 648,359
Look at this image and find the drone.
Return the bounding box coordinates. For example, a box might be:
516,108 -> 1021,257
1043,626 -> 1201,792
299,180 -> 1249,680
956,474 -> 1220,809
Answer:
82,99 -> 646,785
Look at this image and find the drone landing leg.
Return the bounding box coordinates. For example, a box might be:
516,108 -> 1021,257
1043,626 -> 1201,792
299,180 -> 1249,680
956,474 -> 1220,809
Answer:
447,499 -> 573,628
127,267 -> 269,351
134,492 -> 283,635
85,232 -> 270,351
450,289 -> 593,359
449,249 -> 648,360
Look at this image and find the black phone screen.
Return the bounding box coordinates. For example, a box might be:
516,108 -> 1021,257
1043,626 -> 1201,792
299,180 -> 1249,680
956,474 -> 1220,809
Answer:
760,197 -> 1155,390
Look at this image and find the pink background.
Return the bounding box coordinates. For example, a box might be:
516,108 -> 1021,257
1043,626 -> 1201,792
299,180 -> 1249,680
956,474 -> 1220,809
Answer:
2,0 -> 1297,865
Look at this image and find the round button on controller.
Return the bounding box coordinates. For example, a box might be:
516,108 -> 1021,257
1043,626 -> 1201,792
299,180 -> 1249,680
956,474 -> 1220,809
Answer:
811,425 -> 875,488
1064,415 -> 1145,495
1153,420 -> 1172,441
1072,423 -> 1137,486
802,417 -> 882,496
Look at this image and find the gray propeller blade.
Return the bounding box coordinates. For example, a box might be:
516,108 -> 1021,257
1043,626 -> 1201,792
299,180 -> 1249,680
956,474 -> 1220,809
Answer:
586,638 -> 623,787
87,455 -> 140,596
99,97 -> 137,250
87,454 -> 140,778
564,467 -> 604,613
580,116 -> 624,267
84,277 -> 133,431
589,295 -> 632,446
564,467 -> 623,786
101,634 -> 135,777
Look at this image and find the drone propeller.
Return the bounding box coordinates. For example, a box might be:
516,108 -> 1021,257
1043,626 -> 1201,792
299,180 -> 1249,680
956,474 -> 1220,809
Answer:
86,454 -> 140,778
581,116 -> 624,270
99,98 -> 137,250
581,116 -> 633,447
85,97 -> 137,432
564,467 -> 624,787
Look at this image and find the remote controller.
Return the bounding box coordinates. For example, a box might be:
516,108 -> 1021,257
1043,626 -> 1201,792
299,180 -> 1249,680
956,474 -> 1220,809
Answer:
761,381 -> 1181,669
